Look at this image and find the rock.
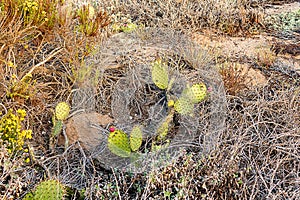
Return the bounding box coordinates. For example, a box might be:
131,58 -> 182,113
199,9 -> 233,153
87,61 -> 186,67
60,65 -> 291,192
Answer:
58,112 -> 114,151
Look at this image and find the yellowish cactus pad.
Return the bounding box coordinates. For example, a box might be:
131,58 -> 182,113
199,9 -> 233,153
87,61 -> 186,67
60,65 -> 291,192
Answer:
174,97 -> 194,115
55,102 -> 70,121
151,59 -> 169,90
129,126 -> 143,151
156,112 -> 173,141
108,130 -> 131,158
185,83 -> 207,103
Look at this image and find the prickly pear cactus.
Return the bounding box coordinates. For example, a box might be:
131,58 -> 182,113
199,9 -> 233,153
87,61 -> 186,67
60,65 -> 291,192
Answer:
51,119 -> 63,136
23,192 -> 34,200
55,102 -> 70,121
156,112 -> 174,141
108,128 -> 131,158
183,83 -> 207,104
174,97 -> 194,115
80,28 -> 226,172
23,179 -> 65,200
129,126 -> 143,151
151,59 -> 169,90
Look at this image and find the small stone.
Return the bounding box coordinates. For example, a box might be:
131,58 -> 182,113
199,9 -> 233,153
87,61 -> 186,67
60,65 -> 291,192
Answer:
59,112 -> 114,150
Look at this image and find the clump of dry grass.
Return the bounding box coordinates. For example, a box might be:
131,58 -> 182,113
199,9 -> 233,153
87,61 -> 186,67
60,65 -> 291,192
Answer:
219,62 -> 250,95
99,0 -> 264,35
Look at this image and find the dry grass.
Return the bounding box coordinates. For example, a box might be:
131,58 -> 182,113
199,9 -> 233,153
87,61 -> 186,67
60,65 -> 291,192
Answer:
98,0 -> 264,36
0,0 -> 299,200
219,62 -> 250,96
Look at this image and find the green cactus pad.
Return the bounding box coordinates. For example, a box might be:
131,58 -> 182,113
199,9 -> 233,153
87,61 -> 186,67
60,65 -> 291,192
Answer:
23,192 -> 34,200
174,97 -> 194,115
52,120 -> 63,136
156,112 -> 174,141
129,126 -> 143,151
151,140 -> 170,152
151,59 -> 169,90
33,180 -> 65,200
55,102 -> 70,121
156,120 -> 169,141
108,129 -> 131,158
184,83 -> 207,103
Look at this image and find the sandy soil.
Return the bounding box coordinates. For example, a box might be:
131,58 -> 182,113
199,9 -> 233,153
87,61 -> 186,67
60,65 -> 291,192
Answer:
191,2 -> 300,87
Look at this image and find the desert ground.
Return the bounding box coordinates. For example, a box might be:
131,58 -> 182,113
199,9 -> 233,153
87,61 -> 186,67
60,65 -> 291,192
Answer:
0,0 -> 299,199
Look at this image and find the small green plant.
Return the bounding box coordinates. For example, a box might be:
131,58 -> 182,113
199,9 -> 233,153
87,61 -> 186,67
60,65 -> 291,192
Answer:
111,12 -> 138,33
21,0 -> 48,25
264,9 -> 300,32
0,108 -> 32,154
107,125 -> 143,158
112,22 -> 138,33
2,0 -> 59,30
23,179 -> 66,200
7,72 -> 36,100
51,102 -> 70,137
76,4 -> 110,36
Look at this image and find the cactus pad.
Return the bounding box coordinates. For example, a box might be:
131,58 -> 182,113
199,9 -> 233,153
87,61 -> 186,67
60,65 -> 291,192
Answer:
55,102 -> 70,121
174,97 -> 194,115
156,120 -> 169,141
156,111 -> 174,141
184,83 -> 207,103
33,180 -> 65,200
151,59 -> 169,90
129,126 -> 143,151
108,129 -> 131,157
52,120 -> 63,136
23,192 -> 34,200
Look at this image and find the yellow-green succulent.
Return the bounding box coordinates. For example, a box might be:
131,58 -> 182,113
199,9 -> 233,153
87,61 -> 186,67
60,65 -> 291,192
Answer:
55,102 -> 70,121
108,126 -> 143,158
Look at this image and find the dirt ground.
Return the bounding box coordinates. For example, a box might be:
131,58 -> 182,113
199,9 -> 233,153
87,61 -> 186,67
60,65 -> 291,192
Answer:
191,2 -> 300,87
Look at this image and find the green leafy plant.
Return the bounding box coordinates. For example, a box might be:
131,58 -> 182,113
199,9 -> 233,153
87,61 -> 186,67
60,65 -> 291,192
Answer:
264,9 -> 300,32
107,125 -> 143,158
23,179 -> 66,200
0,108 -> 32,154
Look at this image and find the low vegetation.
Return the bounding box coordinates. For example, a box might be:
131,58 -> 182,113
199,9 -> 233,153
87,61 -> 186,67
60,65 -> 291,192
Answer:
0,0 -> 299,199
